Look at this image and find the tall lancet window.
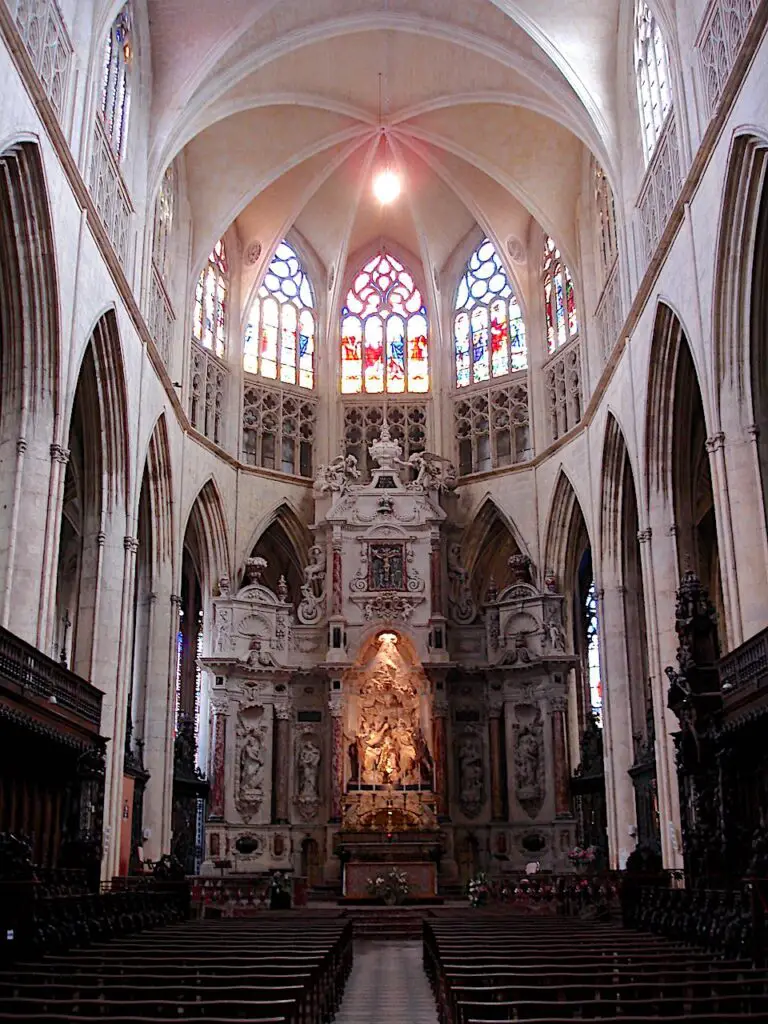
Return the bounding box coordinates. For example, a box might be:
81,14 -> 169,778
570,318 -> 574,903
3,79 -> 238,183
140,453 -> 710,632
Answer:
244,240 -> 316,389
341,251 -> 429,394
454,237 -> 527,388
100,4 -> 133,159
633,1 -> 672,162
193,239 -> 228,359
543,236 -> 578,354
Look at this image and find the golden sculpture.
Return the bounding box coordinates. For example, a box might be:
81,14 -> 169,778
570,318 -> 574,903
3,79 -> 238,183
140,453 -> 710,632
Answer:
342,632 -> 436,830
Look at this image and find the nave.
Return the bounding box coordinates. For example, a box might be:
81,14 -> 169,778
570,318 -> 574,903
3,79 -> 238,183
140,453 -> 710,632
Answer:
3,903 -> 768,1022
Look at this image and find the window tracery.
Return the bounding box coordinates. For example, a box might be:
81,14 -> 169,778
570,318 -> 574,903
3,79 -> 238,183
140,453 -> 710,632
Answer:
152,162 -> 176,286
341,252 -> 429,395
543,237 -> 578,354
193,240 -> 228,359
244,240 -> 316,389
593,161 -> 618,285
454,380 -> 530,476
634,1 -> 673,163
454,237 -> 527,388
99,4 -> 132,160
242,382 -> 317,477
343,403 -> 427,482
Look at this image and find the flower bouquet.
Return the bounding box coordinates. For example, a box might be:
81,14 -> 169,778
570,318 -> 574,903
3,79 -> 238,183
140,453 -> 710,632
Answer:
567,845 -> 597,869
467,871 -> 492,908
366,867 -> 411,905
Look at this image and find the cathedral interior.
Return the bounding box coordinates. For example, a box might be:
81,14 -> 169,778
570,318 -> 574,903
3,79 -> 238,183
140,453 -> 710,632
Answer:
1,0 -> 768,1005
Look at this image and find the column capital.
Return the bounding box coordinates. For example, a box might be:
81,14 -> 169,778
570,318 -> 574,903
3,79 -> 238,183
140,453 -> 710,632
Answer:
170,593 -> 183,609
124,535 -> 139,554
274,703 -> 293,721
50,443 -> 70,465
705,431 -> 725,453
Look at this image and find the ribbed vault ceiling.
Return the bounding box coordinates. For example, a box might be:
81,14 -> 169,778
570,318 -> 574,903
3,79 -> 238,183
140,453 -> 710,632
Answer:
145,0 -> 624,306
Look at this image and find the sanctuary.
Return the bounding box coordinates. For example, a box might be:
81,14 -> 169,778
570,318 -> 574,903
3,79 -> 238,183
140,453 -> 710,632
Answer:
200,423 -> 575,890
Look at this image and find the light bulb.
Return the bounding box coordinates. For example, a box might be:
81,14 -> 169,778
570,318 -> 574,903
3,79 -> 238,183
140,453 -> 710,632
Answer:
373,168 -> 401,204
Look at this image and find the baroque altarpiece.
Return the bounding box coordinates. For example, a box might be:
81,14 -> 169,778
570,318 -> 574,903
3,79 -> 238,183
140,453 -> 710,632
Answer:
200,427 -> 577,888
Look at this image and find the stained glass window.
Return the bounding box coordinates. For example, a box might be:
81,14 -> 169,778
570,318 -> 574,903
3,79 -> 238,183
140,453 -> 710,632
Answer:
193,240 -> 228,359
244,240 -> 315,388
341,252 -> 429,394
585,581 -> 603,728
152,162 -> 176,284
454,237 -> 526,388
100,5 -> 132,160
634,1 -> 672,163
543,237 -> 578,354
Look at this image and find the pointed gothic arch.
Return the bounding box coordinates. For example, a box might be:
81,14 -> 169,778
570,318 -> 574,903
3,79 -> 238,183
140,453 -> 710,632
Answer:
142,413 -> 174,573
0,139 -> 59,435
182,477 -> 230,592
54,310 -> 131,675
461,496 -> 527,602
646,301 -> 724,640
712,132 -> 768,407
544,468 -> 599,725
244,500 -> 312,602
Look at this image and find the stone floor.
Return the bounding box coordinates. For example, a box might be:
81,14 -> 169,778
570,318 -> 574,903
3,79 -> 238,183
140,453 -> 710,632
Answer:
334,939 -> 439,1023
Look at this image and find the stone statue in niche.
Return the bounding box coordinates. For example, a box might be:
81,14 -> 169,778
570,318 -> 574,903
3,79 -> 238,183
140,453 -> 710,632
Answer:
541,616 -> 566,652
236,714 -> 266,817
458,733 -> 484,818
314,453 -> 360,493
515,710 -> 545,817
296,737 -> 321,819
369,543 -> 405,591
297,545 -> 326,624
447,543 -> 477,624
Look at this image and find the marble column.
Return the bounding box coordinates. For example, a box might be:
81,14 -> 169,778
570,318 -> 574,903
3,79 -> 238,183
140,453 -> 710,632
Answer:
430,535 -> 443,615
274,705 -> 292,823
329,688 -> 344,822
551,696 -> 570,818
433,698 -> 449,818
331,542 -> 343,616
208,706 -> 227,819
488,704 -> 505,820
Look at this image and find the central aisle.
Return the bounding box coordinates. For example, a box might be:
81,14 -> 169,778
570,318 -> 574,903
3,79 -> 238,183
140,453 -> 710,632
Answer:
335,939 -> 439,1023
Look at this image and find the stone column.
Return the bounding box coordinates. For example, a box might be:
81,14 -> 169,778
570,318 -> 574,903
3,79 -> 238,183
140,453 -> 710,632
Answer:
433,697 -> 449,818
329,687 -> 344,822
551,696 -> 571,818
139,574 -> 176,861
488,701 -> 505,820
274,704 -> 292,823
706,432 -> 742,647
638,518 -> 684,870
101,531 -> 139,880
598,583 -> 639,868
